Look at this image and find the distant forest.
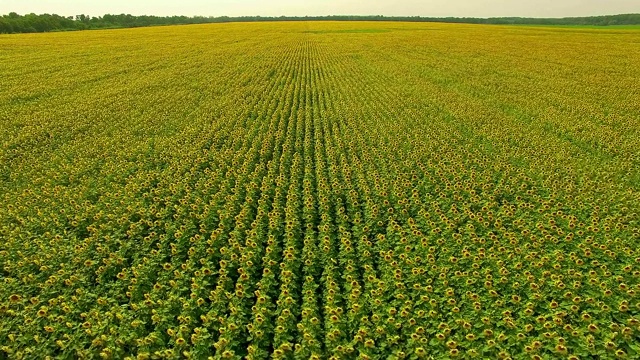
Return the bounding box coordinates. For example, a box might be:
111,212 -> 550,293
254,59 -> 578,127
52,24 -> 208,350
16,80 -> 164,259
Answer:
1,12 -> 639,34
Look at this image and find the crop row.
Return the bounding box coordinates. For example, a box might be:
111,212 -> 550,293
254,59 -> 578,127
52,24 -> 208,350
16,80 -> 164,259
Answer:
1,22 -> 639,359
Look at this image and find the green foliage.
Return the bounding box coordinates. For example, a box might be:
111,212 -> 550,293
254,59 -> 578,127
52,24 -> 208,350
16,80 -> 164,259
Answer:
0,21 -> 639,359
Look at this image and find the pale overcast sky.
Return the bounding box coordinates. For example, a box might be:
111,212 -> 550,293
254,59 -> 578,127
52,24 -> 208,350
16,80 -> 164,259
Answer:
1,0 -> 639,18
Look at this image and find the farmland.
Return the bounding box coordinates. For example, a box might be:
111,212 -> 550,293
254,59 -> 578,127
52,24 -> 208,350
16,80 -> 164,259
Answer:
1,21 -> 639,359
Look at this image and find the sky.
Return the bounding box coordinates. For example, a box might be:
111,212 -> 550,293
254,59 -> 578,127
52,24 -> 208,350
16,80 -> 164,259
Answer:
1,0 -> 639,18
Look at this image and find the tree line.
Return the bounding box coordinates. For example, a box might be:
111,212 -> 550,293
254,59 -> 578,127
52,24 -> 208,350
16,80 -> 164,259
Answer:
1,12 -> 639,34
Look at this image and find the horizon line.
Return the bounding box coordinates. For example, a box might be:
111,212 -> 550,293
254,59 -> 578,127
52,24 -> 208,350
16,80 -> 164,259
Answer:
2,12 -> 639,20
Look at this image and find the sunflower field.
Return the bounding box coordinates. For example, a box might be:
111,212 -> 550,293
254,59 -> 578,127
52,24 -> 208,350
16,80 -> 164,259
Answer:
1,21 -> 639,359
